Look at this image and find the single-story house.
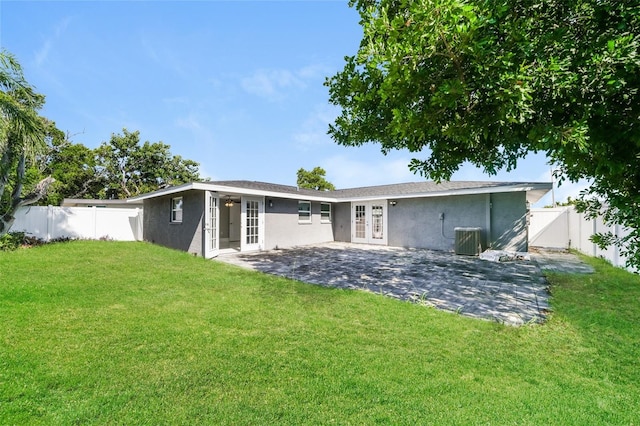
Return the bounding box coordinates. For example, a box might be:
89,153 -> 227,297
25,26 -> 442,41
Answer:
128,180 -> 551,258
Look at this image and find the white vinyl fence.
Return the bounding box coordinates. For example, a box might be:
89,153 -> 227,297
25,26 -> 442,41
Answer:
9,206 -> 143,242
529,206 -> 633,271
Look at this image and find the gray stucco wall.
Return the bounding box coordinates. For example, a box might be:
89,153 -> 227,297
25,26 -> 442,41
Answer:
333,202 -> 351,242
388,194 -> 488,251
489,192 -> 528,252
143,189 -> 204,256
386,192 -> 528,252
141,188 -> 528,255
264,198 -> 334,250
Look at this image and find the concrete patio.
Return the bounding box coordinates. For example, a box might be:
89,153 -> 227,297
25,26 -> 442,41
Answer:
217,242 -> 593,326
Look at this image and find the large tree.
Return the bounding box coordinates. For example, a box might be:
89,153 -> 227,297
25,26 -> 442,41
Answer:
40,126 -> 105,206
38,129 -> 202,203
297,166 -> 336,191
0,50 -> 54,235
327,0 -> 640,268
95,129 -> 201,199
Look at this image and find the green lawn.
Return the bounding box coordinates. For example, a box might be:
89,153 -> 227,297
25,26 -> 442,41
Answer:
1,241 -> 639,425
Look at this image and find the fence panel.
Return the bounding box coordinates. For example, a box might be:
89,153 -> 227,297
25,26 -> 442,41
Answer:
11,206 -> 50,239
528,208 -> 569,249
9,206 -> 143,241
94,208 -> 143,240
530,207 -> 635,272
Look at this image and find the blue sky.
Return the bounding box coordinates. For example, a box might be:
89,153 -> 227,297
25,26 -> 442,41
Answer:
1,0 -> 587,206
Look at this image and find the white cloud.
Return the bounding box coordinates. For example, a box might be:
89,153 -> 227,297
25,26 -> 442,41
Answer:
35,40 -> 53,67
321,154 -> 417,189
175,113 -> 216,146
322,152 -> 591,206
297,63 -> 332,79
292,104 -> 339,150
241,69 -> 305,100
240,63 -> 330,101
162,96 -> 190,106
139,33 -> 191,78
197,165 -> 218,182
35,16 -> 73,67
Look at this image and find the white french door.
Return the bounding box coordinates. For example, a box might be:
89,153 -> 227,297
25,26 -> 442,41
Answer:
204,191 -> 219,258
352,201 -> 388,245
241,196 -> 264,251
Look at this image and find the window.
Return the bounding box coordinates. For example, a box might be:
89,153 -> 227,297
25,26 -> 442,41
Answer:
298,201 -> 311,223
321,203 -> 331,223
171,197 -> 183,223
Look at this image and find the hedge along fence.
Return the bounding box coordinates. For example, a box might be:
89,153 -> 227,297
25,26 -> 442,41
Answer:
9,206 -> 143,242
529,206 -> 633,272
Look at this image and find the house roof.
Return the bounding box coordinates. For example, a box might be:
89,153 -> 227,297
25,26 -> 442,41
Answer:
331,181 -> 529,199
128,180 -> 552,204
210,180 -> 325,198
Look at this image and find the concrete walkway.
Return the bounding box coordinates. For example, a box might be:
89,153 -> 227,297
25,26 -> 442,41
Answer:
217,242 -> 593,326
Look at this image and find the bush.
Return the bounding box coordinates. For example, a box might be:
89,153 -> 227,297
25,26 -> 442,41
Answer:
0,232 -> 26,251
0,232 -> 46,251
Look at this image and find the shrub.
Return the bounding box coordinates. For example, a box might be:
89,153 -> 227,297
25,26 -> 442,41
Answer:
0,232 -> 48,251
0,232 -> 26,251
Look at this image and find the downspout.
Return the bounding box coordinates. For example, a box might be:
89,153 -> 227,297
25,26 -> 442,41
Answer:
485,194 -> 492,249
566,208 -> 571,250
593,218 -> 597,257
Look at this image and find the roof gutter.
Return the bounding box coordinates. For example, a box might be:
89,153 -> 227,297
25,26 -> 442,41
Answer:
127,182 -> 336,203
337,183 -> 552,203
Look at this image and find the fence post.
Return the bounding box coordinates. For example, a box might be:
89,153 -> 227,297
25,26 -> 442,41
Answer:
577,210 -> 581,253
47,205 -> 53,242
135,208 -> 142,241
592,218 -> 597,256
92,206 -> 97,239
613,224 -> 620,267
564,208 -> 570,249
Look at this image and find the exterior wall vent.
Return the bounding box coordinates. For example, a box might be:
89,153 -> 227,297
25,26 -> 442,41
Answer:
455,227 -> 482,256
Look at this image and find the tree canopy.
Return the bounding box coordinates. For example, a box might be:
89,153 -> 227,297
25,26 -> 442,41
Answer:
41,129 -> 202,203
95,129 -> 201,199
0,50 -> 54,235
41,126 -> 103,206
327,0 -> 640,268
297,166 -> 336,191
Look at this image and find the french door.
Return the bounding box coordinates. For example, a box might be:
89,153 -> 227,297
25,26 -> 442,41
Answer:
352,201 -> 388,245
241,196 -> 264,251
204,191 -> 219,258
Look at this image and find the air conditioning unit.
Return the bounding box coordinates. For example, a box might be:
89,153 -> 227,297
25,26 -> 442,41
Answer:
455,227 -> 482,256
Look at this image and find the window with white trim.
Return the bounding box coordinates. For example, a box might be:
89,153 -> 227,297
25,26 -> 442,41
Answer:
298,201 -> 311,223
171,197 -> 183,223
321,202 -> 331,223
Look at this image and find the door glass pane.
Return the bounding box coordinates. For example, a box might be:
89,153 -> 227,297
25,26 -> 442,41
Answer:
355,205 -> 366,239
371,204 -> 383,239
246,200 -> 259,245
209,195 -> 217,250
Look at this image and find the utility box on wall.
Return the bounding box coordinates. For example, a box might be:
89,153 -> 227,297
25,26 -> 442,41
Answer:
455,227 -> 482,256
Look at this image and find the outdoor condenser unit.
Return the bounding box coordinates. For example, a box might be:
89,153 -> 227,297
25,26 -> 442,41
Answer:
454,227 -> 482,256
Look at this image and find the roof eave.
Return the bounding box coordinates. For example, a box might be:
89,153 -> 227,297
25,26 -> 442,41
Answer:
211,185 -> 336,202
336,183 -> 553,202
127,182 -> 337,202
127,182 -> 197,202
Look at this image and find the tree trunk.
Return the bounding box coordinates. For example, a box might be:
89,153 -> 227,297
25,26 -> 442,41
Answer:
0,176 -> 55,236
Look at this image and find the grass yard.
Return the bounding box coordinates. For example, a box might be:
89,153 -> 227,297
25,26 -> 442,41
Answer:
1,241 -> 639,424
